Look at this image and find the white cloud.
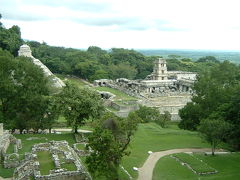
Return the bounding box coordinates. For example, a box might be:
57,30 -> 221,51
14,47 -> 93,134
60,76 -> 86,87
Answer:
1,0 -> 240,50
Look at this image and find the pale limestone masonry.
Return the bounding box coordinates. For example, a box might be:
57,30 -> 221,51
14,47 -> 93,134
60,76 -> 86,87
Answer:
13,140 -> 91,180
0,132 -> 11,156
18,44 -> 65,88
94,58 -> 196,120
0,123 -> 3,136
150,58 -> 168,80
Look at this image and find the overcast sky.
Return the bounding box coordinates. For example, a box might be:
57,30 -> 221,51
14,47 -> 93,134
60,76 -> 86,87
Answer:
1,0 -> 240,50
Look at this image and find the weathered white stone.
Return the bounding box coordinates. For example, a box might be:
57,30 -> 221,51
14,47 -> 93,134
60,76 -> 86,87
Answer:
18,44 -> 33,58
0,123 -> 3,136
94,58 -> 197,120
18,44 -> 65,88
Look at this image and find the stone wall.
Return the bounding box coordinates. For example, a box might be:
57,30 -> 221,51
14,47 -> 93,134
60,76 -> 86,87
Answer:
0,133 -> 11,156
18,44 -> 65,88
13,140 -> 91,180
0,123 -> 3,136
35,171 -> 90,180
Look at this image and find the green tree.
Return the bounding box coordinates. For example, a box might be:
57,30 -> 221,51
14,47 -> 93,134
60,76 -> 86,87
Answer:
135,105 -> 160,123
109,62 -> 137,79
0,19 -> 22,56
197,56 -> 219,63
86,112 -> 140,179
57,83 -> 104,133
86,127 -> 121,179
0,49 -> 51,132
179,61 -> 240,130
198,118 -> 231,155
156,111 -> 171,128
217,86 -> 240,149
178,102 -> 202,130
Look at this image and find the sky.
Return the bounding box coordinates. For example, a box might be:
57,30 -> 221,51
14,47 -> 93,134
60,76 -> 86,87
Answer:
1,0 -> 240,50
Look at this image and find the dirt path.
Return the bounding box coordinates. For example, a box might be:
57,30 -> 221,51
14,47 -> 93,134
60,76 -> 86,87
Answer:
137,148 -> 218,180
0,177 -> 12,180
52,128 -> 92,133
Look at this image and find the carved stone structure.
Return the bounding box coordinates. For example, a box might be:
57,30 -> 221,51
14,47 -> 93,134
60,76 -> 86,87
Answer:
150,58 -> 168,80
18,44 -> 65,88
0,123 -> 3,136
13,141 -> 91,180
94,58 -> 196,98
94,58 -> 197,120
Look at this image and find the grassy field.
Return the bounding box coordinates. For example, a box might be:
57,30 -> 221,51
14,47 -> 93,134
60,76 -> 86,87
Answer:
14,133 -> 76,154
56,74 -> 88,88
0,133 -> 75,178
121,122 -> 211,179
1,122 -> 236,180
57,74 -> 137,103
153,153 -> 240,180
76,143 -> 86,150
37,151 -> 55,175
172,153 -> 216,174
94,86 -> 136,101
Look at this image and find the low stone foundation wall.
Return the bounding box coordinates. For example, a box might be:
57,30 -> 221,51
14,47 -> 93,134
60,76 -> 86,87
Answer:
35,171 -> 90,180
0,133 -> 11,156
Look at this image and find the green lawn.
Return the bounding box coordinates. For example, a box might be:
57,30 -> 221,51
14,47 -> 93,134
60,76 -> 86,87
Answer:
6,143 -> 14,154
76,143 -> 86,150
56,74 -> 88,88
153,153 -> 240,180
172,153 -> 216,174
37,151 -> 55,175
1,123 -> 236,180
0,133 -> 76,178
61,162 -> 77,171
0,165 -> 14,178
14,133 -> 75,154
121,122 -> 211,179
94,86 -> 136,101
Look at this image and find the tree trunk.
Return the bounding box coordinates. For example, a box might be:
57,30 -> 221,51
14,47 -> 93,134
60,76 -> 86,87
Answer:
74,125 -> 78,134
212,141 -> 215,156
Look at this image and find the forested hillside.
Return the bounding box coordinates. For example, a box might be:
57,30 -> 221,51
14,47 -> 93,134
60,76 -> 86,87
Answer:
0,14 -> 227,82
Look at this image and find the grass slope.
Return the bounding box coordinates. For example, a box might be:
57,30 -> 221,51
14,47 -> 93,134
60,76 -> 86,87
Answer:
94,86 -> 136,101
172,153 -> 216,174
153,153 -> 240,180
121,123 -> 210,179
37,151 -> 55,175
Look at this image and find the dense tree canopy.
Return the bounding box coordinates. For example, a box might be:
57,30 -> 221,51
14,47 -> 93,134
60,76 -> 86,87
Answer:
0,15 -> 22,56
179,61 -> 240,150
86,112 -> 140,179
57,83 -> 105,133
0,48 -> 57,132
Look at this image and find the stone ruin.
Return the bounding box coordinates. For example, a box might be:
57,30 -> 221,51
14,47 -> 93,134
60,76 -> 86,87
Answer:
0,123 -> 91,180
13,140 -> 91,180
0,124 -> 23,169
18,44 -> 65,88
94,58 -> 196,98
0,123 -> 3,136
94,58 -> 196,120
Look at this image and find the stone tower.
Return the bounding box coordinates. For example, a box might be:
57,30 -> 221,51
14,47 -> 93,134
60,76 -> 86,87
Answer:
18,44 -> 33,58
18,44 -> 65,88
152,58 -> 168,80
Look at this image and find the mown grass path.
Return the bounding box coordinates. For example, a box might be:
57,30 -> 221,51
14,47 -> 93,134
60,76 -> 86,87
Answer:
137,148 -> 223,180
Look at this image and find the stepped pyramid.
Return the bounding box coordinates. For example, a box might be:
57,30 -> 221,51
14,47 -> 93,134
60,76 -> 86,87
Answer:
18,44 -> 65,88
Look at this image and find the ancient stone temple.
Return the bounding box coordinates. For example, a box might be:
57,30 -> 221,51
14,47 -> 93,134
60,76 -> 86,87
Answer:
94,57 -> 196,97
18,44 -> 65,88
151,58 -> 168,80
94,57 -> 197,120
